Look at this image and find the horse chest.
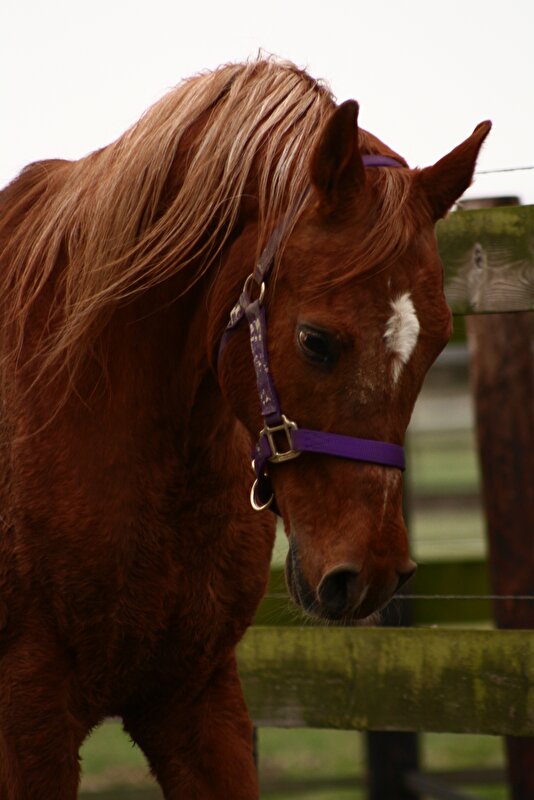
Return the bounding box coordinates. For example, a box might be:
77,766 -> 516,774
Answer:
54,513 -> 275,706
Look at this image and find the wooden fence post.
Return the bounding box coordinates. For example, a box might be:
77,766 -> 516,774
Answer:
366,730 -> 419,800
465,196 -> 534,800
365,458 -> 419,800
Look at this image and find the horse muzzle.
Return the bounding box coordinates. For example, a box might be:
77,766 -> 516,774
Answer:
285,536 -> 416,623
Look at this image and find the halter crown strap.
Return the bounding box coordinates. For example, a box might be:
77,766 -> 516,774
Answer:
217,154 -> 404,361
361,154 -> 405,168
218,154 -> 406,512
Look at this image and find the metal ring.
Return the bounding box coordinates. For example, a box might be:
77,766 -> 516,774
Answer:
250,479 -> 273,511
243,274 -> 265,305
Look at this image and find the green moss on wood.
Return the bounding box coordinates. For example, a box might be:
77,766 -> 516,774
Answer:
238,627 -> 534,736
437,205 -> 534,314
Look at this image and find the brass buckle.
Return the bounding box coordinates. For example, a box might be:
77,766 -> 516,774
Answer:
261,415 -> 301,464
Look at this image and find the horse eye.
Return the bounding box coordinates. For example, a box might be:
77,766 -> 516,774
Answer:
296,325 -> 338,366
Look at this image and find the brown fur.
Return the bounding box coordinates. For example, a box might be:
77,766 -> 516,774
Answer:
0,57 -> 490,798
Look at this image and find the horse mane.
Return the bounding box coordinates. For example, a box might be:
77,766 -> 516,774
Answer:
0,57 -> 416,397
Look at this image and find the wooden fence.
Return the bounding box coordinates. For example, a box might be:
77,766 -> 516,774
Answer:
238,202 -> 534,800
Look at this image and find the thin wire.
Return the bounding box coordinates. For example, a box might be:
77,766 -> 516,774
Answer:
266,593 -> 534,602
475,165 -> 534,175
402,594 -> 534,602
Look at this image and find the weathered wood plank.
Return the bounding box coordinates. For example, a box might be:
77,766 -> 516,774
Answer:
438,205 -> 534,314
466,272 -> 534,798
237,627 -> 534,736
255,559 -> 491,626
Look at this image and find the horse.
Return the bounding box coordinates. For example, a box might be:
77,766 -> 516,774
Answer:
0,58 -> 490,799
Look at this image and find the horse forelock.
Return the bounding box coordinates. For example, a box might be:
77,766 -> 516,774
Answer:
292,150 -> 420,297
340,157 -> 420,283
0,57 -> 335,394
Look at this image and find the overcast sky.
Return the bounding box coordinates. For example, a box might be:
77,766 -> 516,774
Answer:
2,0 -> 533,202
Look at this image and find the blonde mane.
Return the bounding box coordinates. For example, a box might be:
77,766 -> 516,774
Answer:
0,59 -> 335,388
0,57 -> 417,400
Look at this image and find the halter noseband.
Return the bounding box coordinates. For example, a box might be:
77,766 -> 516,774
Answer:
218,154 -> 406,513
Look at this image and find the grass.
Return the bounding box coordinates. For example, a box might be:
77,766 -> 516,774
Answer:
80,721 -> 155,794
79,721 -> 507,799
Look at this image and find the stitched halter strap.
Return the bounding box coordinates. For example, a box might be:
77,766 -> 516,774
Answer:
218,154 -> 406,512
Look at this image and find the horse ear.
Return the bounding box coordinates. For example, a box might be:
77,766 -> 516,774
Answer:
417,121 -> 492,221
310,100 -> 365,212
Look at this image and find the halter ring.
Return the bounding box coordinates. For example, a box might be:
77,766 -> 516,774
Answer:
243,274 -> 265,305
250,479 -> 274,511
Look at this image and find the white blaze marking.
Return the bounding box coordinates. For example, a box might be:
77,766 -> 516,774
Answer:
384,293 -> 420,384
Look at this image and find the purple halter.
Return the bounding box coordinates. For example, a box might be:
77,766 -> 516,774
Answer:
219,154 -> 406,512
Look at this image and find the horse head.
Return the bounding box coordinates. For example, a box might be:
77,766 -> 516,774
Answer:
217,99 -> 490,623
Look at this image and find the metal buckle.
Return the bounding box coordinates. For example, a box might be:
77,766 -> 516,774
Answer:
261,415 -> 301,464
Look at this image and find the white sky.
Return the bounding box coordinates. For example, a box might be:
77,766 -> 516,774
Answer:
2,0 -> 533,202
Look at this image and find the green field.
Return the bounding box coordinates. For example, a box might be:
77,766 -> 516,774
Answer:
79,720 -> 506,799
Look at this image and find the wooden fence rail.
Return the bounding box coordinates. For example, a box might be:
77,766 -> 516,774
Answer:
238,627 -> 534,737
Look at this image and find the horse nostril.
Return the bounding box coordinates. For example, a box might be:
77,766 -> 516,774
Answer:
317,567 -> 360,617
396,564 -> 417,592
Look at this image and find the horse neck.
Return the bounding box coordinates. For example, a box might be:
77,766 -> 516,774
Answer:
100,255 -> 248,480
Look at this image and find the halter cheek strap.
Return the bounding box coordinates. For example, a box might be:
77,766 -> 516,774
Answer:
218,154 -> 406,513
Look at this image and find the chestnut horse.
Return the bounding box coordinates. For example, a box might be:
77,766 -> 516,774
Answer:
0,59 -> 489,799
